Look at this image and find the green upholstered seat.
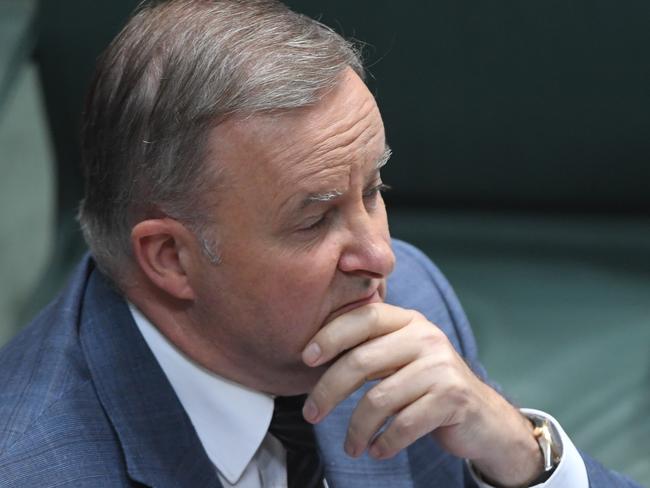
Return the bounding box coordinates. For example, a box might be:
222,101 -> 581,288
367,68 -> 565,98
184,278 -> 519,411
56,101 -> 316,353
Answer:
0,0 -> 37,112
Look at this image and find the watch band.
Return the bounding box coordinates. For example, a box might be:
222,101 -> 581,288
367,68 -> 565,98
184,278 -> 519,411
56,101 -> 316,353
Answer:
525,413 -> 563,485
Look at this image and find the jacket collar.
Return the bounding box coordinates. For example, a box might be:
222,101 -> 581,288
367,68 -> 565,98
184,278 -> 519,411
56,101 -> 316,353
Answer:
78,265 -> 222,488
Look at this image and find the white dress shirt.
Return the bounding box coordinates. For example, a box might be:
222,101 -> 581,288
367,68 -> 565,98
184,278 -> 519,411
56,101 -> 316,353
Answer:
130,304 -> 286,487
130,304 -> 588,488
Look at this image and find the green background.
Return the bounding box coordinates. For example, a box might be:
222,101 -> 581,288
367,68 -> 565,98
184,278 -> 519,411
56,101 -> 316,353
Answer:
1,0 -> 648,484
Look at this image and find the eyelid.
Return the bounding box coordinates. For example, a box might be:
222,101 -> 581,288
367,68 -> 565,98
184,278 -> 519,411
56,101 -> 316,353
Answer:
364,182 -> 391,197
296,183 -> 391,233
299,213 -> 328,232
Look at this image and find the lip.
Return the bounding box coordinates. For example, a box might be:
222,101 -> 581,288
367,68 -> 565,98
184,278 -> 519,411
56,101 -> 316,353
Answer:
328,289 -> 381,322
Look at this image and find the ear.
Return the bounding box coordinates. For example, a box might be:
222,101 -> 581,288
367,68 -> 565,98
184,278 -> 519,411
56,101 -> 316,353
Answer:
131,218 -> 197,300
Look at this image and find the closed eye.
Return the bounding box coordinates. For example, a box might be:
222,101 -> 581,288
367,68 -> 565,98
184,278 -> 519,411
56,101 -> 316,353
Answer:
363,182 -> 391,200
297,184 -> 390,233
299,212 -> 329,232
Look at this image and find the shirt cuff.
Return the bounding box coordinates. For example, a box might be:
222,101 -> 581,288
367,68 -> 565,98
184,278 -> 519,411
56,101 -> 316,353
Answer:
466,408 -> 589,488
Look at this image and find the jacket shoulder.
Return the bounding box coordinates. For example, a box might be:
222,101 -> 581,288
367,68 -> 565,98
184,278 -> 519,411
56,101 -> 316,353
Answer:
0,380 -> 131,487
0,258 -> 132,486
0,258 -> 93,451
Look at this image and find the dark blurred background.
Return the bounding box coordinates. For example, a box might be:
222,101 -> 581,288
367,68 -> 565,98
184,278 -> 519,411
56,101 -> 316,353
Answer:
1,0 -> 649,483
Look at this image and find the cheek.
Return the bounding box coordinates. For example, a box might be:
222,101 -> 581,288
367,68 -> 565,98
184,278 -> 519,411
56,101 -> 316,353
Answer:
258,246 -> 340,313
267,254 -> 336,300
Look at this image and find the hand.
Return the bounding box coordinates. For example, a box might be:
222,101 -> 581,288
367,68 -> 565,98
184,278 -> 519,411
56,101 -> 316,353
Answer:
301,303 -> 544,486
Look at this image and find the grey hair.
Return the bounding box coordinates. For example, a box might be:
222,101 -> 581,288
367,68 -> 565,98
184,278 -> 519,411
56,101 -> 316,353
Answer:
78,0 -> 364,284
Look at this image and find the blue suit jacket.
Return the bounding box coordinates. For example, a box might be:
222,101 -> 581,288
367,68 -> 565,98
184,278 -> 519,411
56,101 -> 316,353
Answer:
0,240 -> 639,487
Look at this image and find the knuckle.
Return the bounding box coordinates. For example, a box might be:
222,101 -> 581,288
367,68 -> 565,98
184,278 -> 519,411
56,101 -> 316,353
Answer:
348,348 -> 373,373
437,370 -> 472,409
448,377 -> 472,405
433,343 -> 458,368
360,302 -> 381,325
392,413 -> 417,439
365,386 -> 390,411
423,323 -> 447,341
408,308 -> 427,322
418,329 -> 443,351
406,312 -> 446,341
419,354 -> 439,376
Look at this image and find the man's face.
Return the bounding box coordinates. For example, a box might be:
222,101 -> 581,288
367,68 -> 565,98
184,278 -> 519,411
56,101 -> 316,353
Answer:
188,69 -> 395,394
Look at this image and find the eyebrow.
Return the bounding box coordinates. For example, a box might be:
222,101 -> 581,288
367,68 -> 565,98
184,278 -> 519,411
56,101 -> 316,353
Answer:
376,145 -> 392,169
301,145 -> 393,209
305,190 -> 344,204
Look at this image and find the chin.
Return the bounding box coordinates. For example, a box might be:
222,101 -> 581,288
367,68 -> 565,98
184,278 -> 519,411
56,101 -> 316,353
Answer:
270,363 -> 327,396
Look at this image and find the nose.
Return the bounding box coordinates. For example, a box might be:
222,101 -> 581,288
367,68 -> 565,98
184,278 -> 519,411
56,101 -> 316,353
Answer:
337,211 -> 395,279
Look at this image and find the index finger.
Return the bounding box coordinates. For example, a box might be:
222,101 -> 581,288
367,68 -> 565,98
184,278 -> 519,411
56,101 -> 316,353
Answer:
301,303 -> 418,367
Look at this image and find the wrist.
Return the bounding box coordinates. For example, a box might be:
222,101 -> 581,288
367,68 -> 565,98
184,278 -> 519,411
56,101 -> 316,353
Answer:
471,409 -> 545,487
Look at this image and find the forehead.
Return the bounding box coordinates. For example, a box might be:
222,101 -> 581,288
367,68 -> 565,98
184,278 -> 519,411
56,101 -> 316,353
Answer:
209,70 -> 386,209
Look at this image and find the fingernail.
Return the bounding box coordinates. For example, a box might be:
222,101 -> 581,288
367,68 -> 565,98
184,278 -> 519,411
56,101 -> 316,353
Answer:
369,443 -> 384,459
303,342 -> 322,365
344,438 -> 358,457
303,398 -> 319,422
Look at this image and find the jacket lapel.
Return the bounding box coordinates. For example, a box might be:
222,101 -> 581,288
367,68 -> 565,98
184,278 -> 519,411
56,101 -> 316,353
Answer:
79,267 -> 222,488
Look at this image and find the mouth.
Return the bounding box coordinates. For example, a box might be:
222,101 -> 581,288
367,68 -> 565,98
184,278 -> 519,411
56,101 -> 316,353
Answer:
328,286 -> 383,323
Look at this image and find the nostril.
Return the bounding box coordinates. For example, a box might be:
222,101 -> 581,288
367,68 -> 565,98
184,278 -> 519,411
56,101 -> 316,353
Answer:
360,270 -> 384,279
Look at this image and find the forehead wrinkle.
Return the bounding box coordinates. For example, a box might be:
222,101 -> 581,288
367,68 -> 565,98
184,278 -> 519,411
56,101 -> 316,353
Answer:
265,86 -> 383,217
269,99 -> 378,178
276,127 -> 385,216
275,160 -> 349,216
273,132 -> 375,213
310,98 -> 378,159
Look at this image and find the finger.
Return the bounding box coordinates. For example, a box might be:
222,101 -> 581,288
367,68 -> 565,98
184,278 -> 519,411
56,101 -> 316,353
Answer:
304,325 -> 423,423
344,357 -> 439,458
365,368 -> 399,381
368,393 -> 448,460
302,303 -> 418,367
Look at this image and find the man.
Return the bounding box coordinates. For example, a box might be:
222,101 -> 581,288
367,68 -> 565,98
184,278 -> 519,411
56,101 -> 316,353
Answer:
0,1 -> 641,487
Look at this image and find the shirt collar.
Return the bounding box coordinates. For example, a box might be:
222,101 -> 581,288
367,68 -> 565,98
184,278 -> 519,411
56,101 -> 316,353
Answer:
129,303 -> 274,485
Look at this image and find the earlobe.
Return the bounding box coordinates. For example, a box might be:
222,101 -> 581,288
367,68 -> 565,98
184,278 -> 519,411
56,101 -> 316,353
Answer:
131,219 -> 196,300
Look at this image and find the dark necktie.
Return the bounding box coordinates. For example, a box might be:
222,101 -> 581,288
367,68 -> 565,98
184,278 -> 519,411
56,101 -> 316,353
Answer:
268,395 -> 326,488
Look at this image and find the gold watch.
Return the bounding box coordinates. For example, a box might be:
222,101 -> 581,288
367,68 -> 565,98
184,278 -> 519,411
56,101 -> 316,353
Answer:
526,412 -> 563,484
